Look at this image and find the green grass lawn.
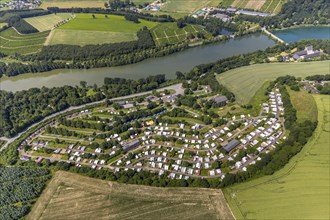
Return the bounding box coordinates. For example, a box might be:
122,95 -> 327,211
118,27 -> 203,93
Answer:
288,88 -> 318,123
161,0 -> 210,13
48,29 -> 137,45
217,61 -> 330,104
48,13 -> 158,45
0,28 -> 49,55
59,13 -> 158,32
24,13 -> 73,32
224,94 -> 330,220
151,22 -> 212,46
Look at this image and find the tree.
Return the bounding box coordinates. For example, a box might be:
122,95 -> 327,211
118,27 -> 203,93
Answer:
80,81 -> 87,88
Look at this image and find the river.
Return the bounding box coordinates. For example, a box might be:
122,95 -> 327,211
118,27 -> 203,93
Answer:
273,26 -> 330,43
0,33 -> 275,92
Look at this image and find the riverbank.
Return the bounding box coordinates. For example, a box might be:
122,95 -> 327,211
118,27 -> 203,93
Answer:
270,24 -> 330,32
0,33 -> 275,92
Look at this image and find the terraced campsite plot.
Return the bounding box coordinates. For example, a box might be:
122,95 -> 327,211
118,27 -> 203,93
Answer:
225,94 -> 330,220
161,0 -> 210,13
151,22 -> 211,46
27,171 -> 235,220
48,14 -> 158,45
0,28 -> 49,55
216,61 -> 330,104
24,13 -> 73,32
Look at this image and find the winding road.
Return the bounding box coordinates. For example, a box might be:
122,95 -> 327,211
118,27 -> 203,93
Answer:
0,83 -> 183,152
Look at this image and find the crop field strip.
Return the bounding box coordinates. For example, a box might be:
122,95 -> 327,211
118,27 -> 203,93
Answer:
28,171 -> 235,220
224,94 -> 330,219
0,28 -> 49,55
216,61 -> 330,104
151,23 -> 211,46
24,13 -> 74,32
224,0 -> 286,14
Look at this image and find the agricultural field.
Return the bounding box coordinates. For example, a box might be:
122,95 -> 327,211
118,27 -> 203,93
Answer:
151,22 -> 212,46
161,0 -> 210,13
216,61 -> 330,104
48,29 -> 137,45
40,0 -> 106,9
48,13 -> 158,45
28,171 -> 234,220
24,13 -> 73,32
288,88 -> 318,123
0,28 -> 49,55
224,94 -> 330,220
221,0 -> 286,14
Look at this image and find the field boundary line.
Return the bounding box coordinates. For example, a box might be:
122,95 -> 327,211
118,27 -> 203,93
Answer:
0,43 -> 44,49
272,0 -> 282,14
44,30 -> 54,46
264,0 -> 274,12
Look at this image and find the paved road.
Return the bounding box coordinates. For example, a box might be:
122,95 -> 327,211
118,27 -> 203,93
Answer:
0,83 -> 183,152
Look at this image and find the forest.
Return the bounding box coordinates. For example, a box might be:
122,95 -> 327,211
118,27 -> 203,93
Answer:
0,166 -> 51,220
0,74 -> 167,137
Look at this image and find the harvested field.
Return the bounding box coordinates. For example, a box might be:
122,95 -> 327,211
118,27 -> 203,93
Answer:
24,13 -> 73,32
225,0 -> 286,14
28,171 -> 235,220
244,0 -> 266,10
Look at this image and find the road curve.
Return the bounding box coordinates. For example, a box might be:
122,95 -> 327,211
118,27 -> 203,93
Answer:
0,83 -> 183,152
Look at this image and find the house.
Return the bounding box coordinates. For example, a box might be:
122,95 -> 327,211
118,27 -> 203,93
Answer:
212,13 -> 231,22
121,139 -> 140,152
293,46 -> 322,60
224,139 -> 240,152
213,95 -> 228,106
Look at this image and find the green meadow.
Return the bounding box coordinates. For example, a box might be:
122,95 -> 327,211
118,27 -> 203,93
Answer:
47,13 -> 158,45
224,94 -> 330,220
0,28 -> 49,55
58,13 -> 158,32
216,61 -> 330,104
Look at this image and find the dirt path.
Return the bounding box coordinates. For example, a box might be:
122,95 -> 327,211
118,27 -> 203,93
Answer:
44,29 -> 54,46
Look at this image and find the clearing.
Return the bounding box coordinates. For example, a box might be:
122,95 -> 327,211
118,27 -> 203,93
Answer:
48,13 -> 158,45
151,22 -> 212,46
216,61 -> 330,104
0,28 -> 49,55
24,13 -> 73,32
27,171 -> 235,220
224,94 -> 330,219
